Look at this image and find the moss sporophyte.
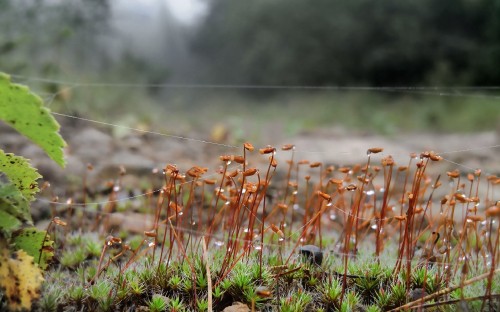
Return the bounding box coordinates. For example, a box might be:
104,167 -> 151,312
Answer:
0,74 -> 499,311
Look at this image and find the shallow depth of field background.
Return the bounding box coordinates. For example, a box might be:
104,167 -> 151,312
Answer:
1,0 -> 499,156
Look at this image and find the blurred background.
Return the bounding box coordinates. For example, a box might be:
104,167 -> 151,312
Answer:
1,0 -> 499,180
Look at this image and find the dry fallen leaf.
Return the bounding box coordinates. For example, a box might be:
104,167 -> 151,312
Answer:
0,248 -> 44,311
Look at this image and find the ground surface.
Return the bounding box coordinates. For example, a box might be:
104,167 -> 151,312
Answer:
1,117 -> 498,223
4,119 -> 497,183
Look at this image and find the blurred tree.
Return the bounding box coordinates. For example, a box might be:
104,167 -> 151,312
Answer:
192,0 -> 500,86
0,0 -> 111,76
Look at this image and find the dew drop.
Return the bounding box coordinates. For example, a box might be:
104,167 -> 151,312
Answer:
226,160 -> 232,165
254,245 -> 262,250
214,241 -> 224,247
371,224 -> 378,230
329,213 -> 337,221
278,237 -> 285,242
292,190 -> 298,195
293,204 -> 300,210
366,190 -> 375,196
326,202 -> 333,207
113,185 -> 120,192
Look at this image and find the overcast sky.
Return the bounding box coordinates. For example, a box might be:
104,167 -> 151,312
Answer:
115,0 -> 206,24
166,0 -> 206,24
107,0 -> 206,80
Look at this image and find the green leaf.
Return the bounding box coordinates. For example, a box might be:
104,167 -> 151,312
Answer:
12,227 -> 54,270
0,149 -> 41,201
0,178 -> 31,235
0,209 -> 22,235
0,72 -> 66,167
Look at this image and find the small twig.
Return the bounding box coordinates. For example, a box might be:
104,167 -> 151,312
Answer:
202,237 -> 213,312
388,268 -> 500,311
411,294 -> 500,310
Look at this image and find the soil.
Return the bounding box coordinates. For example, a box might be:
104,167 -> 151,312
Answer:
1,118 -> 498,227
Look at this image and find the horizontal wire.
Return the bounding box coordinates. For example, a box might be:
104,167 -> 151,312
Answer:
11,74 -> 496,268
52,112 -> 239,148
54,207 -> 477,267
440,157 -> 477,171
18,74 -> 498,242
35,110 -> 499,211
50,110 -> 500,159
9,74 -> 500,100
11,73 -> 500,91
41,191 -> 475,267
437,145 -> 500,155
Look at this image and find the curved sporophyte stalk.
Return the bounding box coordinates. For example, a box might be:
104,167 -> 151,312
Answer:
26,130 -> 500,311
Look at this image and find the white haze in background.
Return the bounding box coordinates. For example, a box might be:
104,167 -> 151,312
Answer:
106,0 -> 206,81
166,0 -> 207,25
